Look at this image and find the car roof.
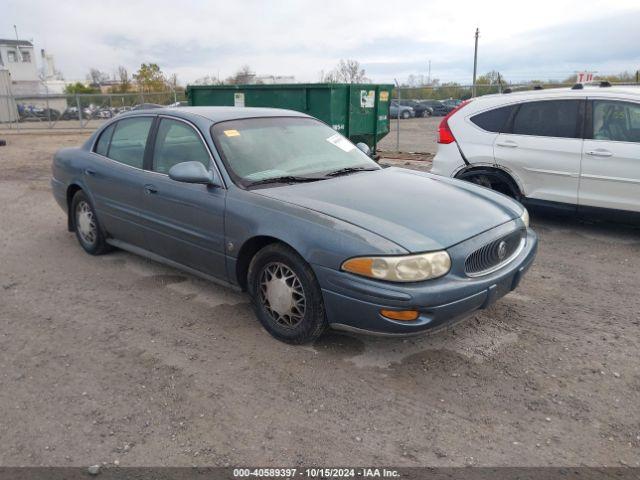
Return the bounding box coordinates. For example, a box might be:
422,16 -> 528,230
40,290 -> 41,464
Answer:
118,106 -> 310,123
479,84 -> 640,101
465,84 -> 640,111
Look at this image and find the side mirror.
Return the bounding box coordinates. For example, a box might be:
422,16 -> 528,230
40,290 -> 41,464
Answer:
356,142 -> 371,157
168,161 -> 214,184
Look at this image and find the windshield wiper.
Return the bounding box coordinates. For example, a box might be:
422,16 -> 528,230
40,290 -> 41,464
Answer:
324,166 -> 379,177
246,175 -> 324,187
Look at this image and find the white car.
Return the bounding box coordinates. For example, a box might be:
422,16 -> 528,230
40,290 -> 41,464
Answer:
432,84 -> 640,221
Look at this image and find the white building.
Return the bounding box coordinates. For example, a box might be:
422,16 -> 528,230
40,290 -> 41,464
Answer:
0,38 -> 67,119
0,39 -> 38,80
0,39 -> 40,95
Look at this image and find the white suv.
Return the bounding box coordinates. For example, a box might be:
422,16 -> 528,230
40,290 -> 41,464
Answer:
431,84 -> 640,221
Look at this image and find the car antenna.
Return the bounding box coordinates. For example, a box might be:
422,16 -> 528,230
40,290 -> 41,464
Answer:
503,88 -> 512,94
599,81 -> 611,87
571,83 -> 584,90
533,85 -> 543,90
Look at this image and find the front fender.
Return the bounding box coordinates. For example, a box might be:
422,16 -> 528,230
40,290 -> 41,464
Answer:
224,188 -> 408,281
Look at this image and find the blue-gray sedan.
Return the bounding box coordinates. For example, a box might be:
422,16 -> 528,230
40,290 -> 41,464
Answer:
51,107 -> 537,344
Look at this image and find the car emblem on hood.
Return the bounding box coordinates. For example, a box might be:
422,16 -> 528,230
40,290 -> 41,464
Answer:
497,240 -> 508,260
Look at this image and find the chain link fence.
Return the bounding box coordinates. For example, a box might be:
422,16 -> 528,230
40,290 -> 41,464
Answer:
3,81 -> 638,155
0,91 -> 185,131
379,82 -> 640,155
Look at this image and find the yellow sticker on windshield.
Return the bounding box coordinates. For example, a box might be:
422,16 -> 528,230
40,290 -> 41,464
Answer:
224,129 -> 240,137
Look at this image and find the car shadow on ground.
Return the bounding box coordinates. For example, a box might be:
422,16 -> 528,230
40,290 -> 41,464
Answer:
529,210 -> 640,244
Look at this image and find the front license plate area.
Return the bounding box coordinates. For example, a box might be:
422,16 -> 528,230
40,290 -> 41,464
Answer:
482,275 -> 514,309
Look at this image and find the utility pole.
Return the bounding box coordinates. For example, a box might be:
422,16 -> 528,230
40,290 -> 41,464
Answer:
472,28 -> 479,97
394,78 -> 400,153
427,60 -> 431,85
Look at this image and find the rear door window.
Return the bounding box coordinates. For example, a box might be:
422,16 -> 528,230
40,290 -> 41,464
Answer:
592,100 -> 640,143
512,100 -> 581,138
94,123 -> 115,156
107,117 -> 153,168
470,106 -> 513,133
152,118 -> 211,174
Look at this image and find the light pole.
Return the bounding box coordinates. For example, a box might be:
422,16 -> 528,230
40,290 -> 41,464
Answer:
472,28 -> 479,97
394,78 -> 400,152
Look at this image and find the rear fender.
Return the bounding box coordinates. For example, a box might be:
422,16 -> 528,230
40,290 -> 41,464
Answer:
453,163 -> 526,197
65,178 -> 99,231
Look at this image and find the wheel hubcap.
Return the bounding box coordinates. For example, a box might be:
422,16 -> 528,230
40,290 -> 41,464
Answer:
76,200 -> 97,245
259,262 -> 306,328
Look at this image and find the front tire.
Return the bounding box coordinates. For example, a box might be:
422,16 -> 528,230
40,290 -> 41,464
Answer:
71,190 -> 110,255
402,110 -> 411,119
248,243 -> 326,344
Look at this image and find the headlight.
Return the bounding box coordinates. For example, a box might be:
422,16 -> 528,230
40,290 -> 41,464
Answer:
341,251 -> 451,282
520,208 -> 530,228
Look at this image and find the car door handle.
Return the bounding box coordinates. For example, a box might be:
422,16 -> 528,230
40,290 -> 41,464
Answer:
144,184 -> 158,194
84,169 -> 96,176
585,150 -> 613,157
496,141 -> 518,148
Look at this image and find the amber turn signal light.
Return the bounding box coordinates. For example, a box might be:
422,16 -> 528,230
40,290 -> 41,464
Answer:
380,309 -> 420,321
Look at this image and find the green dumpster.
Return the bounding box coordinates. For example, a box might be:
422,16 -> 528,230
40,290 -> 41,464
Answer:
186,83 -> 393,153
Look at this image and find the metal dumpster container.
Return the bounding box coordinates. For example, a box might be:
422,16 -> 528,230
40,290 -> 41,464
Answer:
186,83 -> 393,152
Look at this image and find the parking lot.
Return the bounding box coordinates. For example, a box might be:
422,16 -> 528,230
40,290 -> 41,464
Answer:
378,116 -> 440,154
0,131 -> 639,467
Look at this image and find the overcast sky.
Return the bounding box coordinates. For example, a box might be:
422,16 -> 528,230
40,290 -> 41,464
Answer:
3,0 -> 640,85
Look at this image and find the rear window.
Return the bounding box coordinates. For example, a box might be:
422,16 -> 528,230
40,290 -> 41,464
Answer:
512,100 -> 580,139
470,106 -> 513,133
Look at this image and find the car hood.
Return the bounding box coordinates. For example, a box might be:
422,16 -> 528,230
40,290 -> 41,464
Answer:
254,167 -> 521,252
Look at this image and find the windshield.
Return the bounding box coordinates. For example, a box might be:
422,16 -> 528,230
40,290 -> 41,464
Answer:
211,117 -> 380,187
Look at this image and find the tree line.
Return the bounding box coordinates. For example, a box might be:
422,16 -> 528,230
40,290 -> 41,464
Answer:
64,63 -> 180,95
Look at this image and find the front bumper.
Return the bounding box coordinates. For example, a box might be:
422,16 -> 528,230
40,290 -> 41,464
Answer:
315,227 -> 538,336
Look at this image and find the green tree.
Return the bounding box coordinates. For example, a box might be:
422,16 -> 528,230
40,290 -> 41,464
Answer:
133,63 -> 167,93
63,82 -> 99,94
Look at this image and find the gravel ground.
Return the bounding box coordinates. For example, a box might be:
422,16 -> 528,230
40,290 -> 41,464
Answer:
378,116 -> 440,154
0,133 -> 639,468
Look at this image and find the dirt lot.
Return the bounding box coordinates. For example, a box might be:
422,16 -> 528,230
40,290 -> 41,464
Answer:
0,132 -> 639,468
378,116 -> 440,154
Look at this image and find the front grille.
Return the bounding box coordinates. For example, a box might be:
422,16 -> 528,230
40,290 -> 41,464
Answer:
465,229 -> 525,276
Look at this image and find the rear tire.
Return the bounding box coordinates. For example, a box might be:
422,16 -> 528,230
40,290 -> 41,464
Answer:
248,243 -> 326,344
71,190 -> 110,255
402,110 -> 411,119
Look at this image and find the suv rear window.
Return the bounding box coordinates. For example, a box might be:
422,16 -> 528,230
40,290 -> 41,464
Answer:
471,106 -> 513,133
512,100 -> 580,139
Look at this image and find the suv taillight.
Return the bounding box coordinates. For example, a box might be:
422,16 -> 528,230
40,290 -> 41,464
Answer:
437,100 -> 472,144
